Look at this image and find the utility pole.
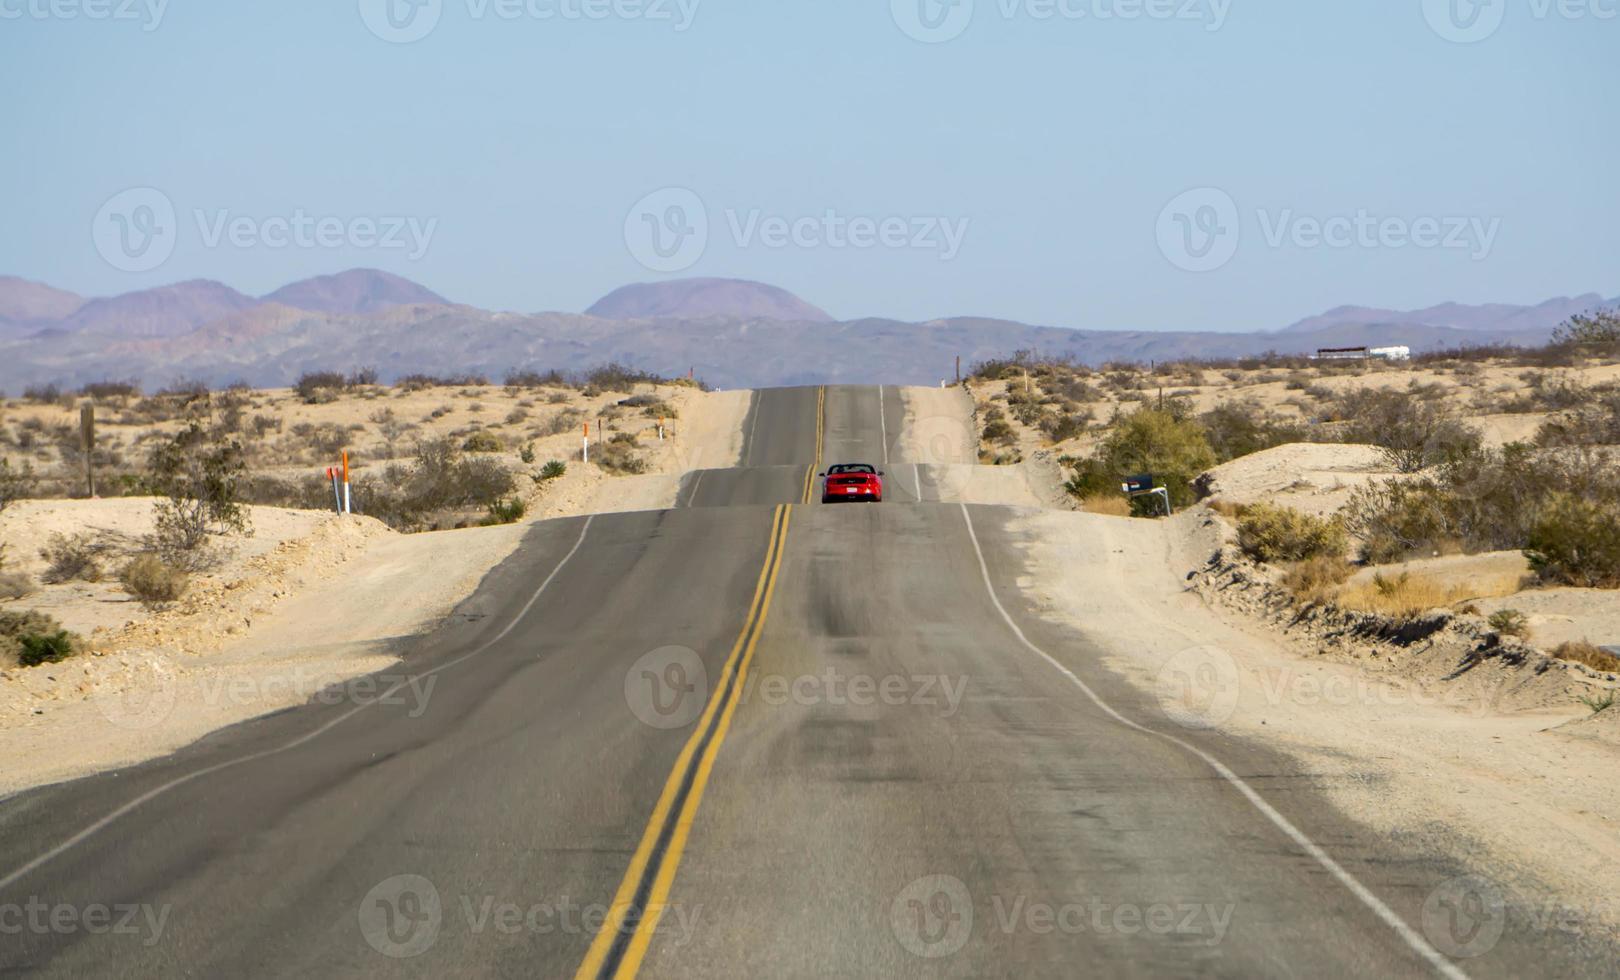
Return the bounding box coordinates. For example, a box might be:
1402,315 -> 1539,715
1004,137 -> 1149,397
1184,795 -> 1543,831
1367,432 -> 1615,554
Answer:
79,404 -> 96,498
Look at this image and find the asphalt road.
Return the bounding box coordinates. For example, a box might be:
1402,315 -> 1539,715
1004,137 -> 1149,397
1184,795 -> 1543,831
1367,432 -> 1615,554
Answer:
0,386 -> 1609,977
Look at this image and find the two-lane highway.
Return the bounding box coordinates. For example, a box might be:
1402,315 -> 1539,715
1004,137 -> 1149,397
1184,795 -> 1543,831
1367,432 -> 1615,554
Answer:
0,386 -> 1606,977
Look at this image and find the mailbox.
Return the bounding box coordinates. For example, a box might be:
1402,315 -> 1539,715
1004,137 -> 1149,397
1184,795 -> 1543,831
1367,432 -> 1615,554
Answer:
1122,474 -> 1156,494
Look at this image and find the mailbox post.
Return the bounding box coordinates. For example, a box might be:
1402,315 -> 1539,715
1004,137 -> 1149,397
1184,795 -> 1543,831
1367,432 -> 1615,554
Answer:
1121,473 -> 1172,517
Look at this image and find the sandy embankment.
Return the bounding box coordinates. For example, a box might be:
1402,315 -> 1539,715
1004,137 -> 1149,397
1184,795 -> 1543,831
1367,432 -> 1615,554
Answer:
0,388 -> 749,796
1005,506 -> 1620,938
898,385 -> 1069,508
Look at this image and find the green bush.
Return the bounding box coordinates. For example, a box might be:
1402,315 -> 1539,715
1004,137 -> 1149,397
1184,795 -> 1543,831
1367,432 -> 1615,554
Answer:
537,460 -> 567,482
1199,399 -> 1308,463
480,498 -> 527,526
1487,608 -> 1530,638
1525,493 -> 1620,588
1237,504 -> 1348,563
1064,407 -> 1216,510
0,610 -> 78,667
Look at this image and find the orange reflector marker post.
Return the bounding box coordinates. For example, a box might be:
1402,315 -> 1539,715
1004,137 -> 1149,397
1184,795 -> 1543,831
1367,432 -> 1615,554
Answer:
341,451 -> 351,514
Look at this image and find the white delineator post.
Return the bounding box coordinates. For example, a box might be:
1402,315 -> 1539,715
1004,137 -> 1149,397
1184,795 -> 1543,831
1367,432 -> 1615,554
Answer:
582,422 -> 590,463
341,451 -> 352,514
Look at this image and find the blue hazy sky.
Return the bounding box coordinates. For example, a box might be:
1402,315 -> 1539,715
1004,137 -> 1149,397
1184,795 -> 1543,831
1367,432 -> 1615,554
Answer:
2,0 -> 1615,330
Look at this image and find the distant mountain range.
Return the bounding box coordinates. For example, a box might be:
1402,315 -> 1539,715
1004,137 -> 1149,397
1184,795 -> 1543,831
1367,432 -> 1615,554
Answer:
0,271 -> 1613,390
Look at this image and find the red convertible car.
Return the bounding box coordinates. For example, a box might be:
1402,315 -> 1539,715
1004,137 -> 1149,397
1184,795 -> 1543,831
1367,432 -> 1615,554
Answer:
820,463 -> 884,503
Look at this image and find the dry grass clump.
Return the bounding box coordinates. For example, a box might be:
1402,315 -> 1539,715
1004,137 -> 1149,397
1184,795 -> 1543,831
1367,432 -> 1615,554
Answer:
119,554 -> 190,610
1551,640 -> 1620,673
1078,494 -> 1132,517
1280,556 -> 1354,604
1336,571 -> 1477,619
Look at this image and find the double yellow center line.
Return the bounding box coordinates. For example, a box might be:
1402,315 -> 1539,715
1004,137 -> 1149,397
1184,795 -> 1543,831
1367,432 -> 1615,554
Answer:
574,503 -> 793,980
800,385 -> 826,504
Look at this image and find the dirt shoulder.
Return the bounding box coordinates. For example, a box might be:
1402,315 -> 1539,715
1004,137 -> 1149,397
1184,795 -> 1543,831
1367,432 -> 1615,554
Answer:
1006,506 -> 1620,939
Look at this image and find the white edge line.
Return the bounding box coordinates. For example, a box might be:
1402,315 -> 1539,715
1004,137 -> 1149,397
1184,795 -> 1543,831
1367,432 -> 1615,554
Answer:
743,392 -> 761,467
879,385 -> 889,465
0,515 -> 596,893
957,503 -> 1469,980
684,470 -> 705,509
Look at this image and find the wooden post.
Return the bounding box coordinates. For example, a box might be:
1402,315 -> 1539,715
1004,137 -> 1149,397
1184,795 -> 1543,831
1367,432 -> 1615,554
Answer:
79,404 -> 96,498
955,355 -> 961,384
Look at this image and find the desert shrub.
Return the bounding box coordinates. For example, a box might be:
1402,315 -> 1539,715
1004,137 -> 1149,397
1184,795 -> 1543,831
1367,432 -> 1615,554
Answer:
120,554 -> 189,609
295,371 -> 348,403
539,409 -> 586,437
1198,399 -> 1309,463
39,532 -> 110,584
79,379 -> 141,400
462,431 -> 504,453
1551,640 -> 1620,673
504,369 -> 568,389
354,438 -> 517,530
1331,387 -> 1481,472
536,459 -> 567,482
518,443 -> 536,464
1236,504 -> 1348,563
584,363 -> 661,393
1039,411 -> 1089,443
0,571 -> 37,599
1487,608 -> 1530,638
1065,407 -> 1216,509
0,459 -> 36,510
480,498 -> 526,526
1525,493 -> 1620,588
0,610 -> 77,667
1551,309 -> 1620,352
145,421 -> 250,565
1535,389 -> 1620,448
594,436 -> 647,475
1345,444 -> 1620,564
